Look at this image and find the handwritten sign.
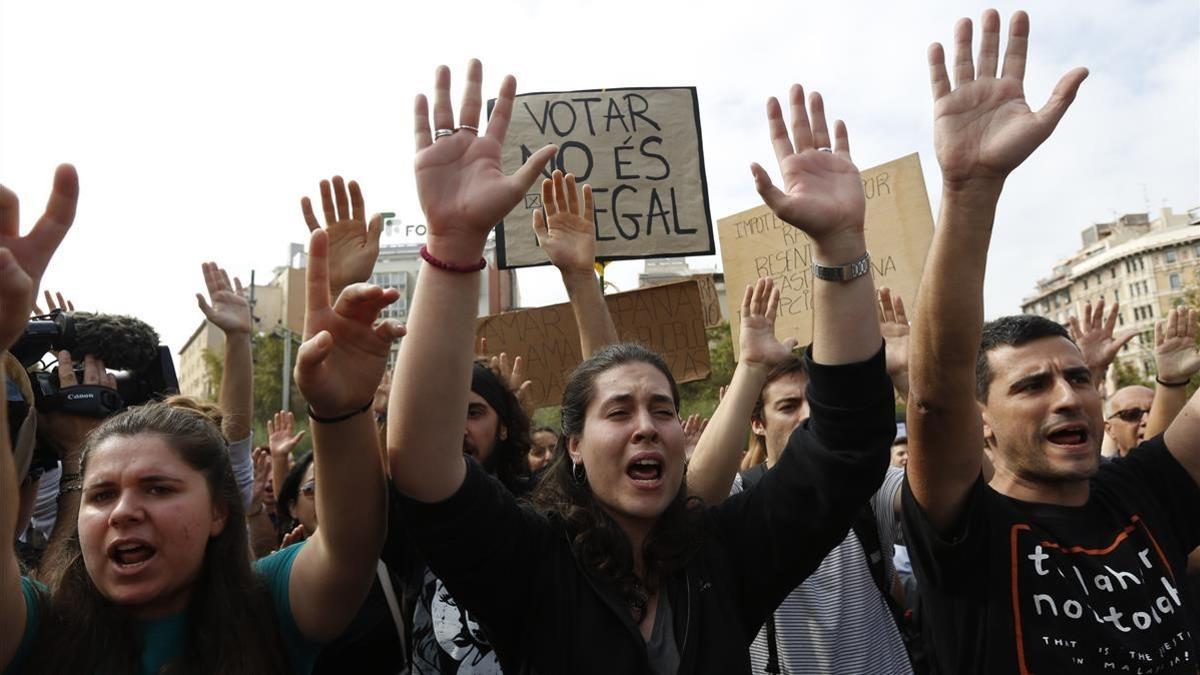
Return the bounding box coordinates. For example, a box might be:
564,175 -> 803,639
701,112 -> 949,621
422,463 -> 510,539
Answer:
717,153 -> 934,358
488,87 -> 715,269
476,279 -> 710,408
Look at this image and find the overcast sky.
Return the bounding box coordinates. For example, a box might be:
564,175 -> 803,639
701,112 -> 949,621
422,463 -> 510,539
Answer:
2,0 -> 1196,368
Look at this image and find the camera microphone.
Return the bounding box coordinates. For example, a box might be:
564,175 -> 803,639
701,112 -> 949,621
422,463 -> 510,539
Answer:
69,312 -> 161,373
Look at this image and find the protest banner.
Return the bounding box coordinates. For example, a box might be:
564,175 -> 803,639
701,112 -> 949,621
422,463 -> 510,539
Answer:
717,153 -> 934,358
488,87 -> 715,268
476,279 -> 710,409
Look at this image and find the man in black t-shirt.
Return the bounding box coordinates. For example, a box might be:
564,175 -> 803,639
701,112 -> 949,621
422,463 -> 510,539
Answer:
902,10 -> 1200,674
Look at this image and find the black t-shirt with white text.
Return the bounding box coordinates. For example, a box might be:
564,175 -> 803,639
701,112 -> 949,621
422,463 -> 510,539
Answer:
901,436 -> 1200,674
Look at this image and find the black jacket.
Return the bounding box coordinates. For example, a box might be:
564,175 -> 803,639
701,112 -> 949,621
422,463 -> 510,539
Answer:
395,346 -> 895,674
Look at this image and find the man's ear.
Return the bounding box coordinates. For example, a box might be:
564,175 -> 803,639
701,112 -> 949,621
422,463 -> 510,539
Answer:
210,501 -> 229,538
499,424 -> 508,442
750,418 -> 767,439
1103,420 -> 1115,440
979,402 -> 997,449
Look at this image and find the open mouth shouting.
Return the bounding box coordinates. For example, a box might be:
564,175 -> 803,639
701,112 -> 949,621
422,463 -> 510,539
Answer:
1044,422 -> 1090,452
626,453 -> 665,489
108,538 -> 157,575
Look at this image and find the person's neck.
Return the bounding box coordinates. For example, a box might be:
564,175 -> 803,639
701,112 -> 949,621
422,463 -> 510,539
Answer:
129,587 -> 192,621
989,463 -> 1090,507
765,446 -> 782,470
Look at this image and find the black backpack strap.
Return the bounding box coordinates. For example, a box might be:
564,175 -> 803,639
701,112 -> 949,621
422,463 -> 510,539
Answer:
764,612 -> 781,674
851,502 -> 888,595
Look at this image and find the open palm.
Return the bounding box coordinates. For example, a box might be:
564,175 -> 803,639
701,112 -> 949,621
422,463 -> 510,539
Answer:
930,11 -> 1087,187
414,61 -> 555,255
296,230 -> 407,418
534,171 -> 595,275
197,262 -> 251,335
1154,307 -> 1200,383
739,277 -> 798,367
752,86 -> 864,241
301,176 -> 381,296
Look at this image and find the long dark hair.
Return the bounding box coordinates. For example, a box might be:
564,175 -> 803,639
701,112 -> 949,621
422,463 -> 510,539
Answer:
532,344 -> 704,617
472,361 -> 534,495
29,402 -> 291,673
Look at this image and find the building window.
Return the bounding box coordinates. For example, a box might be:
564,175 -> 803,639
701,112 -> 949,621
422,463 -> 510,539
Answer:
1170,273 -> 1182,289
1083,278 -> 1089,290
1164,249 -> 1177,264
1111,268 -> 1117,279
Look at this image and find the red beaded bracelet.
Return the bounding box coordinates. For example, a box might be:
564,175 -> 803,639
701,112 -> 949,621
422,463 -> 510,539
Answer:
420,244 -> 487,273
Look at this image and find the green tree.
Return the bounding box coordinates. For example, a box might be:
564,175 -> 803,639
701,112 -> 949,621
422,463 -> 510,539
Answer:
678,322 -> 735,419
200,334 -> 311,452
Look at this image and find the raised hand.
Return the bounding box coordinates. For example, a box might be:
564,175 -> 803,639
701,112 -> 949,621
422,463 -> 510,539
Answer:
533,171 -> 596,276
878,287 -> 911,396
294,230 -> 407,419
1067,298 -> 1134,383
0,165 -> 79,351
750,85 -> 864,250
489,351 -> 533,411
250,446 -> 272,507
739,277 -> 799,367
682,413 -> 709,459
301,176 -> 382,297
413,59 -> 557,264
1154,307 -> 1200,385
196,261 -> 252,335
930,10 -> 1087,189
268,410 -> 307,460
41,350 -> 115,458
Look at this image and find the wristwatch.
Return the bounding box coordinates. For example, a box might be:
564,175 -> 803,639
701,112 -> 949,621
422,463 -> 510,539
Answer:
812,251 -> 871,282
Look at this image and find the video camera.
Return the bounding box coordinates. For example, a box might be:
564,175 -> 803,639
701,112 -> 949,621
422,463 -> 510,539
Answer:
10,309 -> 179,418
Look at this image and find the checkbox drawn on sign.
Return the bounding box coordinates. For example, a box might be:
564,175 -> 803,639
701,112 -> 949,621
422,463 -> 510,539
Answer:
524,194 -> 543,209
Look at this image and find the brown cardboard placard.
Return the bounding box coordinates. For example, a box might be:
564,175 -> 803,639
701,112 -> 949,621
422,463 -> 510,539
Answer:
717,153 -> 934,358
476,279 -> 710,409
488,87 -> 714,269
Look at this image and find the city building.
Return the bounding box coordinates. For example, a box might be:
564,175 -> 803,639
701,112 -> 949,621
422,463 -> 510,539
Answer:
1021,206 -> 1200,380
177,236 -> 515,398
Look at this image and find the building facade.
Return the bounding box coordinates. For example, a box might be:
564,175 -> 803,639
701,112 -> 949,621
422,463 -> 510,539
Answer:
178,238 -> 514,397
1021,206 -> 1200,380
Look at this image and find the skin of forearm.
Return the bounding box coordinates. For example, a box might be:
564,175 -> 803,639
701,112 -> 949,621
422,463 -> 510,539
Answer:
220,333 -> 253,442
686,360 -> 770,504
562,270 -> 618,358
388,262 -> 478,502
38,449 -> 82,577
311,414 -> 385,560
909,185 -> 1000,410
810,231 -> 882,366
1145,384 -> 1187,440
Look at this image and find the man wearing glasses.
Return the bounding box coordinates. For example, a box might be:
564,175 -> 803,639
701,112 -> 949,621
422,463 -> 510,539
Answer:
1104,386 -> 1153,457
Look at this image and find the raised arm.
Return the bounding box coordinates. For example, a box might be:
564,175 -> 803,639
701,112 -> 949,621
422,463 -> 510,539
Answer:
287,229 -> 405,642
907,10 -> 1087,532
267,410 -> 305,500
750,84 -> 878,365
1145,307 -> 1199,439
196,262 -> 255,509
301,176 -> 383,300
1159,309 -> 1200,485
388,60 -> 555,502
0,164 -> 77,670
687,278 -> 796,503
533,170 -> 618,357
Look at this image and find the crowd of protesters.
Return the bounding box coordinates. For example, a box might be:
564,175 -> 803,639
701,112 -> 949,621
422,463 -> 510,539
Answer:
1,8 -> 1197,674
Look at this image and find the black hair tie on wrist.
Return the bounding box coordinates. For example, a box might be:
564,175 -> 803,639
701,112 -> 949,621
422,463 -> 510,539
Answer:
1155,376 -> 1190,388
307,399 -> 373,424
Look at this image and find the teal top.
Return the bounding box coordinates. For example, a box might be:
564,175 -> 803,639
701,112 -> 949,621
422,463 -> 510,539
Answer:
5,542 -> 319,674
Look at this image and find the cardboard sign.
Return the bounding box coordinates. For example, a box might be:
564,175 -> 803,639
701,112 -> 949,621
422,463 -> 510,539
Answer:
717,153 -> 934,358
488,87 -> 715,269
476,279 -> 710,409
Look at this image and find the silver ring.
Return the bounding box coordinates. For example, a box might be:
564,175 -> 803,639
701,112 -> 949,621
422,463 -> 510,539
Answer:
434,128 -> 455,140
817,147 -> 833,153
458,124 -> 479,134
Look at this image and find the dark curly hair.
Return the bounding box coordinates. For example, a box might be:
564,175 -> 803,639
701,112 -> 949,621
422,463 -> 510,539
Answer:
531,343 -> 704,619
29,401 -> 290,673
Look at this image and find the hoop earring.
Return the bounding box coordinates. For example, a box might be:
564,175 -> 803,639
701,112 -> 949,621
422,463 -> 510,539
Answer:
571,460 -> 587,485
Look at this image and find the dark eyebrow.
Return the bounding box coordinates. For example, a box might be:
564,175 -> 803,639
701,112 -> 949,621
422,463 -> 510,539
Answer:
84,475 -> 184,490
773,396 -> 804,409
1063,366 -> 1092,381
1008,371 -> 1051,394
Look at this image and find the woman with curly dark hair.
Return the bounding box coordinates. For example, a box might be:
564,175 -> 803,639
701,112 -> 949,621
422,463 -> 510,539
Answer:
387,62 -> 895,673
